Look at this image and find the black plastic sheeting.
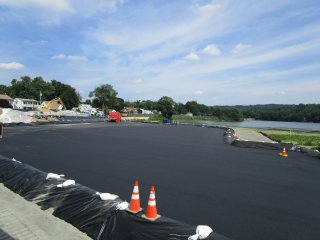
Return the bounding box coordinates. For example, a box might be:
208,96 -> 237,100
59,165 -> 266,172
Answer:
0,155 -> 231,240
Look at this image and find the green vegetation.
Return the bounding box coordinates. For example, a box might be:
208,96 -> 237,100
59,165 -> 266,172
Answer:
0,76 -> 80,109
144,115 -> 163,122
156,96 -> 175,119
172,115 -> 233,122
234,104 -> 320,123
261,129 -> 320,150
5,77 -> 318,124
89,84 -> 124,112
147,114 -> 241,123
128,99 -> 244,122
2,77 -> 243,121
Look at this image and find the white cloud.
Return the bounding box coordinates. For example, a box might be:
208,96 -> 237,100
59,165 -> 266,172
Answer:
51,54 -> 66,60
1,0 -> 319,105
134,79 -> 143,83
86,1 -> 224,58
0,0 -> 74,13
23,39 -> 48,45
275,91 -> 286,95
185,52 -> 199,61
0,62 -> 24,70
51,54 -> 88,61
194,2 -> 221,13
195,90 -> 204,95
172,39 -> 320,79
202,44 -> 221,56
67,55 -> 88,61
72,0 -> 127,16
233,43 -> 251,53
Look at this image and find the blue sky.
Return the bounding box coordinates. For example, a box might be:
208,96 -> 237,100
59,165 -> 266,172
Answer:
0,0 -> 319,105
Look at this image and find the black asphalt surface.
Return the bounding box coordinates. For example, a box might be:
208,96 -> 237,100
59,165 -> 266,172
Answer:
1,122 -> 320,240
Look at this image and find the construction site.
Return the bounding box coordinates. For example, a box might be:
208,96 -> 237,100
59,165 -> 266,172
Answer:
0,119 -> 320,240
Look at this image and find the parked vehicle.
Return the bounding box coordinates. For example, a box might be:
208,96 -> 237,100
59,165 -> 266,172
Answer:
108,111 -> 121,122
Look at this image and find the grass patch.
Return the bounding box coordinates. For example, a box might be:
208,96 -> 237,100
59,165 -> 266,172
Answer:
147,115 -> 163,123
260,129 -> 320,150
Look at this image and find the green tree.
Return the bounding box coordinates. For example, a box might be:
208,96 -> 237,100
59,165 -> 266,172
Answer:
50,80 -> 80,109
9,76 -> 32,99
0,84 -> 9,94
83,99 -> 91,105
92,98 -> 105,111
109,97 -> 125,112
235,104 -> 320,122
185,101 -> 200,115
9,76 -> 55,100
89,84 -> 118,112
198,104 -> 210,116
157,96 -> 175,119
225,108 -> 244,121
143,100 -> 157,110
124,101 -> 135,108
5,76 -> 80,109
174,102 -> 187,115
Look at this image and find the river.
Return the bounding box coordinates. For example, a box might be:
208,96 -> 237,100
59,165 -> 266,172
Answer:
181,120 -> 320,131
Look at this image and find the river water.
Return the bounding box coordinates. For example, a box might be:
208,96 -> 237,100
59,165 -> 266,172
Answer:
182,120 -> 320,131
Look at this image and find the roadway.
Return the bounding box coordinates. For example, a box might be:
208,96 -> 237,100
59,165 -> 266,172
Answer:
1,122 -> 320,240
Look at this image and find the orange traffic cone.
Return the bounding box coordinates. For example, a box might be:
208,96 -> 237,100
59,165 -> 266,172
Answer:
142,186 -> 161,221
279,146 -> 288,157
126,181 -> 142,213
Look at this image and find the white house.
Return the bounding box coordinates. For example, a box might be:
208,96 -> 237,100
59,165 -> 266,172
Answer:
13,98 -> 41,110
78,104 -> 97,115
140,109 -> 154,115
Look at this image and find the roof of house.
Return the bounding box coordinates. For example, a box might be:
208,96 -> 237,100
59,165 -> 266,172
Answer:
14,98 -> 39,102
0,94 -> 13,100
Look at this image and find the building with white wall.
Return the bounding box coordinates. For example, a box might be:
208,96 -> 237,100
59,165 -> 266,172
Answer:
13,98 -> 41,110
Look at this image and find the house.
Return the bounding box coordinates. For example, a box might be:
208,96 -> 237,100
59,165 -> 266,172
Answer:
78,104 -> 97,115
122,107 -> 138,114
140,109 -> 154,115
0,94 -> 13,108
13,98 -> 41,110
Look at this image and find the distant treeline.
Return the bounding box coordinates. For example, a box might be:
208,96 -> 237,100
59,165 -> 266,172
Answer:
126,98 -> 244,121
232,104 -> 320,123
0,76 -> 80,109
2,76 -> 318,123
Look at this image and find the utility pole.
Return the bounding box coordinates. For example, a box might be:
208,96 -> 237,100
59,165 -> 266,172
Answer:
39,91 -> 42,103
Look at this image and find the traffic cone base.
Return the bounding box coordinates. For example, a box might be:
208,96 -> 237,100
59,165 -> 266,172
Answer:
142,185 -> 161,221
126,207 -> 143,214
279,147 -> 288,157
141,213 -> 161,221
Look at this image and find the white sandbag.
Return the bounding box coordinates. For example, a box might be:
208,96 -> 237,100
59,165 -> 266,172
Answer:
57,179 -> 75,188
188,225 -> 213,240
